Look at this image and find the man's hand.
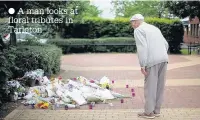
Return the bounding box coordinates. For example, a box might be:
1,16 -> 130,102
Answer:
141,67 -> 148,76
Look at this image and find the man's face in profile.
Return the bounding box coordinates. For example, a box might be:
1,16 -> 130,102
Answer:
131,20 -> 140,29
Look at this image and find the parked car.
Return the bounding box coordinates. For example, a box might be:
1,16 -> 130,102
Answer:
3,32 -> 47,44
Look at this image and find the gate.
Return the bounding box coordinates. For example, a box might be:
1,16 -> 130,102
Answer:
183,23 -> 200,55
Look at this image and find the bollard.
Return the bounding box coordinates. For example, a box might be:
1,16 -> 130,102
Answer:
132,92 -> 135,97
89,104 -> 93,109
121,99 -> 124,103
131,88 -> 135,92
112,80 -> 114,84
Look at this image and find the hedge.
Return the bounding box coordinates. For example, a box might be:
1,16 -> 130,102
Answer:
64,17 -> 184,53
0,42 -> 62,105
0,47 -> 16,106
48,37 -> 136,53
0,21 -> 9,37
13,42 -> 62,77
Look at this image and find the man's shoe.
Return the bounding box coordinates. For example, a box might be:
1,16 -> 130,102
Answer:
138,112 -> 155,119
153,111 -> 160,117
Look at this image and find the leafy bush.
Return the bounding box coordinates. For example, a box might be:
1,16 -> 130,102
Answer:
0,47 -> 16,106
48,37 -> 134,45
13,43 -> 62,77
0,22 -> 10,37
48,37 -> 136,53
0,42 -> 62,105
145,19 -> 184,53
64,17 -> 184,53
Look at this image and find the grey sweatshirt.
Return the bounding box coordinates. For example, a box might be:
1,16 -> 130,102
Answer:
134,22 -> 169,68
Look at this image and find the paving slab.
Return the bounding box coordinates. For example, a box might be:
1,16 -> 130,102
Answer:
61,54 -> 190,67
4,108 -> 200,120
3,54 -> 200,120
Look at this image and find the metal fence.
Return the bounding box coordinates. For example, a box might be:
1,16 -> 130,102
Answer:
183,23 -> 200,55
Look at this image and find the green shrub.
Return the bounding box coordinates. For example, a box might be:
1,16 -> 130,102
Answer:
48,37 -> 136,53
0,42 -> 62,105
48,37 -> 134,45
0,22 -> 10,37
145,18 -> 184,54
0,47 -> 16,106
64,17 -> 184,53
13,43 -> 62,77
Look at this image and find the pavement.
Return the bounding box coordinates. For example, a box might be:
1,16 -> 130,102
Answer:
4,53 -> 200,120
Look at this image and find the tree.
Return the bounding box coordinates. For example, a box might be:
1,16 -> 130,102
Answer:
63,1 -> 102,23
165,1 -> 200,19
111,0 -> 168,18
44,1 -> 102,38
75,1 -> 102,18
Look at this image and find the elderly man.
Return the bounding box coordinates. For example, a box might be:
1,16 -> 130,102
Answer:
130,14 -> 169,119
